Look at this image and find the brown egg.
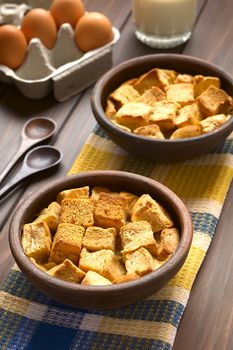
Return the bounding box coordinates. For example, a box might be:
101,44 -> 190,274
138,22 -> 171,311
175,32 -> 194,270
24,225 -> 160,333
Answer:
0,25 -> 27,69
50,0 -> 85,28
21,8 -> 57,49
74,12 -> 113,52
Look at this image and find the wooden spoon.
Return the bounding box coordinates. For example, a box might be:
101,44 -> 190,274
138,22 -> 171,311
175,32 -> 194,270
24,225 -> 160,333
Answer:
0,145 -> 62,201
0,117 -> 57,184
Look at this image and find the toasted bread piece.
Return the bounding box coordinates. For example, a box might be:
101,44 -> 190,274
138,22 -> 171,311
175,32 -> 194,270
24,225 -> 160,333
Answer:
166,83 -> 194,106
91,188 -> 137,212
148,101 -> 179,131
105,99 -> 117,119
133,68 -> 161,94
157,228 -> 180,260
116,102 -> 152,131
79,248 -> 122,281
156,69 -> 177,89
124,247 -> 155,276
94,192 -> 128,232
174,103 -> 202,128
48,259 -> 86,283
137,86 -> 166,106
131,194 -> 174,233
60,198 -> 94,228
57,186 -> 89,204
91,186 -> 111,202
120,221 -> 158,255
49,223 -> 85,264
33,201 -> 61,232
119,191 -> 139,210
82,226 -> 117,252
112,121 -> 131,133
43,261 -> 57,270
197,85 -> 233,117
170,124 -> 202,139
200,114 -> 231,133
29,257 -> 48,272
109,84 -> 140,109
193,75 -> 220,97
115,254 -> 127,276
22,221 -> 52,262
113,273 -> 139,284
134,124 -> 165,139
175,74 -> 193,84
133,68 -> 176,94
81,270 -> 112,285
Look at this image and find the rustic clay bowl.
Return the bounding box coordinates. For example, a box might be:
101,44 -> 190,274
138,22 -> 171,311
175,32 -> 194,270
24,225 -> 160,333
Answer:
9,170 -> 192,309
91,54 -> 233,162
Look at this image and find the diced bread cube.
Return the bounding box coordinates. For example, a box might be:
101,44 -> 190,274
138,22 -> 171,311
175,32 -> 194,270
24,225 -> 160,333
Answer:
133,68 -> 176,94
174,103 -> 202,128
119,192 -> 139,210
134,124 -> 165,139
200,114 -> 231,133
124,247 -> 155,276
49,223 -> 85,264
48,259 -> 86,283
82,226 -> 117,251
170,125 -> 202,139
79,248 -> 123,281
33,201 -> 61,232
57,186 -> 89,204
131,194 -> 174,233
133,69 -> 161,94
120,221 -> 158,255
112,121 -> 131,133
60,198 -> 94,228
94,192 -> 128,232
22,221 -> 52,262
105,99 -> 117,119
116,102 -> 152,131
81,271 -> 112,285
137,86 -> 166,106
148,101 -> 180,131
156,69 -> 177,89
113,273 -> 139,284
166,83 -> 194,106
91,186 -> 111,201
109,84 -> 140,108
193,75 -> 220,97
175,74 -> 193,84
197,85 -> 233,117
43,261 -> 57,270
29,257 -> 47,272
157,228 -> 180,260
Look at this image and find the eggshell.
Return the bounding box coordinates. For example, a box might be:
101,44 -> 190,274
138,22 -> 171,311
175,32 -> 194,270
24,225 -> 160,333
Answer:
74,12 -> 113,52
21,8 -> 57,49
0,25 -> 27,69
50,0 -> 85,28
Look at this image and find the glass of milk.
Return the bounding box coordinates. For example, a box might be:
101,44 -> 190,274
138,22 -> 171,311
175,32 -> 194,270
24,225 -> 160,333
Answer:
133,0 -> 197,48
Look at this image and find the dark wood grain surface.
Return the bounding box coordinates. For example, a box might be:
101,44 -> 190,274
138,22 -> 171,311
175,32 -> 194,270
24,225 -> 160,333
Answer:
0,0 -> 233,348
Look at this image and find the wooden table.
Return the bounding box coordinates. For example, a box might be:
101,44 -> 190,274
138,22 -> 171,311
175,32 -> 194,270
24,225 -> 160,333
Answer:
0,0 -> 233,348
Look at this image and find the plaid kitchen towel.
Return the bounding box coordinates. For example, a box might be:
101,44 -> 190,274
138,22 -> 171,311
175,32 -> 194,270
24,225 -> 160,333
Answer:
0,127 -> 233,350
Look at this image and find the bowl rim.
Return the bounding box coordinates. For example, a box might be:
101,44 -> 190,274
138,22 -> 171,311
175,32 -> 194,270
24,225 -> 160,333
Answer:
9,170 -> 193,295
91,53 -> 233,144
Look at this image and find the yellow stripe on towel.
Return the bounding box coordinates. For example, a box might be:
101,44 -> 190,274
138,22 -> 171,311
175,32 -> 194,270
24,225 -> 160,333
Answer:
80,314 -> 177,343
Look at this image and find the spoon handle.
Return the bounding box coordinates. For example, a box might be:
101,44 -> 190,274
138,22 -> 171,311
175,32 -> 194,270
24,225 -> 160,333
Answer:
0,164 -> 31,201
0,142 -> 32,185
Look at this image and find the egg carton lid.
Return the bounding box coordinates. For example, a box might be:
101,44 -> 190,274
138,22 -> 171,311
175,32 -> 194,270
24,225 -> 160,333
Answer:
0,1 -> 120,101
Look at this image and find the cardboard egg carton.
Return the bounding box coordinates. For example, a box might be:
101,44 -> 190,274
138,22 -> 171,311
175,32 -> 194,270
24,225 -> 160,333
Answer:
0,1 -> 120,101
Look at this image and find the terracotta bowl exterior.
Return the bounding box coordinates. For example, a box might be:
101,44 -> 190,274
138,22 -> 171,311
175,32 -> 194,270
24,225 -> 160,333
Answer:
9,170 -> 193,309
91,54 -> 233,162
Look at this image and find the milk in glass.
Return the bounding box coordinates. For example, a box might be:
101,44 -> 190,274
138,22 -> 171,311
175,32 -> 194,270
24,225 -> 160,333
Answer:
133,0 -> 196,48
